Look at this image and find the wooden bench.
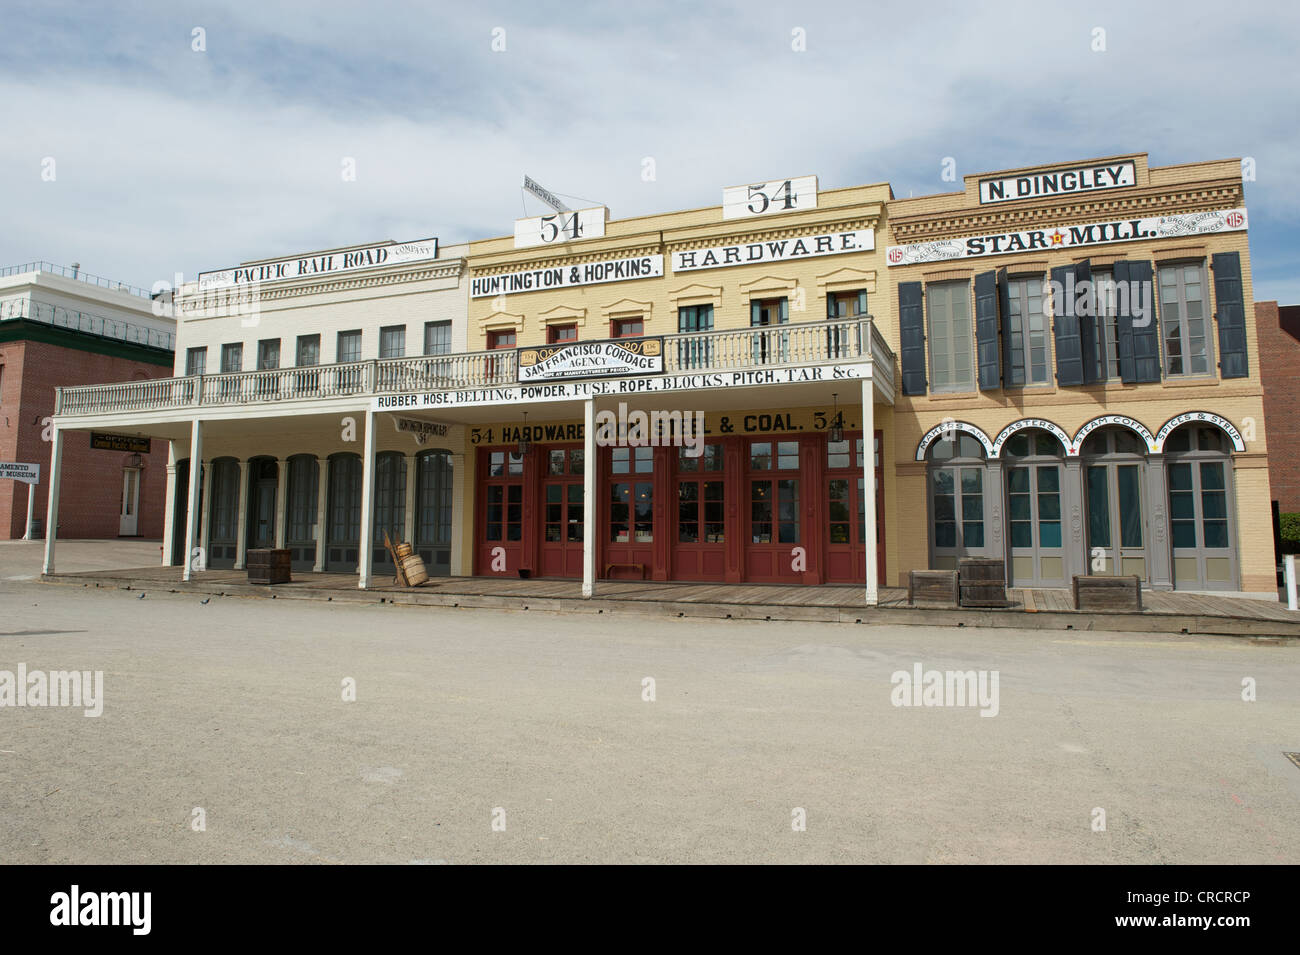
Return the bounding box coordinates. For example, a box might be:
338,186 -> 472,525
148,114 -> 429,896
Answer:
1073,575 -> 1142,610
604,562 -> 646,580
908,570 -> 959,606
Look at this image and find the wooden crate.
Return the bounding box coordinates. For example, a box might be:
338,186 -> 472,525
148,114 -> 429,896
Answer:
958,557 -> 1008,607
246,548 -> 291,585
908,570 -> 959,606
1073,575 -> 1142,610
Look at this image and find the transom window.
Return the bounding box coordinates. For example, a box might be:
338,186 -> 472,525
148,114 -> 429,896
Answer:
678,443 -> 724,472
1159,262 -> 1212,376
749,441 -> 800,470
487,450 -> 524,476
1005,276 -> 1050,387
612,446 -> 654,474
547,448 -> 585,475
926,281 -> 973,392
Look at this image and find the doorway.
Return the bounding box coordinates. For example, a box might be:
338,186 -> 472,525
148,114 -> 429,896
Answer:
244,457 -> 278,556
539,446 -> 584,578
1004,430 -> 1066,587
1081,428 -> 1148,580
119,467 -> 141,536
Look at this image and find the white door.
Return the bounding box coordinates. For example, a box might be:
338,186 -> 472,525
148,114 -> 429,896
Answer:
119,468 -> 140,536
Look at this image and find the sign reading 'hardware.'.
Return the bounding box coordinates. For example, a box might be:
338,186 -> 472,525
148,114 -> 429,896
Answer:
373,362 -> 870,412
978,161 -> 1136,204
199,238 -> 440,291
90,433 -> 152,454
518,338 -> 663,382
471,255 -> 664,298
886,208 -> 1248,266
672,229 -> 874,272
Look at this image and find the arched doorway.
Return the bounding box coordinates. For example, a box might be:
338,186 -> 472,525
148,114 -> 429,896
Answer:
326,452 -> 362,573
1002,429 -> 1067,587
1165,424 -> 1237,590
1081,427 -> 1149,581
206,457 -> 240,569
926,432 -> 990,571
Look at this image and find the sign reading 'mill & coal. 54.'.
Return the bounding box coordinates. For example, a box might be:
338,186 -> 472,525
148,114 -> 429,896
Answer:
517,338 -> 663,382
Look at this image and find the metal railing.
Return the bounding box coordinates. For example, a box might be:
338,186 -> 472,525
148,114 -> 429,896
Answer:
1,297 -> 174,351
54,318 -> 891,416
0,261 -> 154,299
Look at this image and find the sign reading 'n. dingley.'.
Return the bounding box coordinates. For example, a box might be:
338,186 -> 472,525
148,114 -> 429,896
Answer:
672,229 -> 874,272
471,255 -> 663,298
979,161 -> 1136,204
886,208 -> 1248,267
517,338 -> 663,382
198,238 -> 440,291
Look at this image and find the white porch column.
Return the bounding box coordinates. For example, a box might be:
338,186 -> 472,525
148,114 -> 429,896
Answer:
183,421 -> 204,581
582,398 -> 595,598
862,378 -> 878,606
357,409 -> 377,588
23,482 -> 35,540
404,452 -> 418,544
233,459 -> 250,569
162,441 -> 178,565
313,457 -> 328,572
274,458 -> 288,549
41,427 -> 63,574
449,451 -> 465,576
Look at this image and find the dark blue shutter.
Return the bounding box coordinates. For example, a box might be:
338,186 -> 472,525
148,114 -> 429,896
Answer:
898,281 -> 926,396
997,268 -> 1013,386
974,271 -> 1000,390
1114,260 -> 1137,382
1051,264 -> 1083,386
1212,251 -> 1248,379
1128,260 -> 1160,382
1075,260 -> 1098,383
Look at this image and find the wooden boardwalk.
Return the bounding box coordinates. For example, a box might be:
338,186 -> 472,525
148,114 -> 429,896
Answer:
40,565 -> 1300,638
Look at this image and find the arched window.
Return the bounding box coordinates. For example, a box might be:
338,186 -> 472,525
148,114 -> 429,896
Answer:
1165,424 -> 1236,590
1003,429 -> 1066,587
927,433 -> 988,570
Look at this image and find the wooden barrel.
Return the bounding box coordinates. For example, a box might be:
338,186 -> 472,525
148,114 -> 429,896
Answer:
394,541 -> 413,559
400,553 -> 428,586
958,558 -> 1007,607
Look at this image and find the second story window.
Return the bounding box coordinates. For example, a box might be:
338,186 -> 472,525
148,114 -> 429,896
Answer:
678,305 -> 714,369
611,317 -> 644,338
927,281 -> 973,393
1159,262 -> 1212,376
1005,276 -> 1050,387
547,324 -> 578,344
185,346 -> 207,377
337,330 -> 361,364
678,305 -> 713,333
1089,270 -> 1121,381
257,339 -> 280,370
828,290 -> 868,318
220,343 -> 243,374
424,321 -> 450,356
488,329 -> 516,350
296,335 -> 320,367
379,325 -> 405,359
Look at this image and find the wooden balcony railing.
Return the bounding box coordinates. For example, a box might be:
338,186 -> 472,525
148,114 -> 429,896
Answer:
54,318 -> 893,416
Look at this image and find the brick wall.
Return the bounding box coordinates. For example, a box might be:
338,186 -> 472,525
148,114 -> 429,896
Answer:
1,338 -> 171,539
1257,301 -> 1300,513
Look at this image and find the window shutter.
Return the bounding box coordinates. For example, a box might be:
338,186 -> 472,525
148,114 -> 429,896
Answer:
997,268 -> 1012,386
1051,264 -> 1083,386
779,297 -> 789,323
826,293 -> 837,320
750,301 -> 762,327
1114,260 -> 1137,382
857,290 -> 868,316
1075,260 -> 1098,383
1212,251 -> 1248,379
1127,260 -> 1160,382
898,281 -> 926,396
974,270 -> 1000,390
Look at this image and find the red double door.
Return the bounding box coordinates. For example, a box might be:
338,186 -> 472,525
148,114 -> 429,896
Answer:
474,433 -> 884,585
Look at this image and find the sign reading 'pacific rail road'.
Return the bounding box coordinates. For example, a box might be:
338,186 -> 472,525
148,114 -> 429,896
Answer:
885,208 -> 1248,266
672,229 -> 874,272
199,238 -> 440,291
517,338 -> 663,382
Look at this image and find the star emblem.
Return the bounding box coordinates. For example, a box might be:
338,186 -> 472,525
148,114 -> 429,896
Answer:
1049,229 -> 1065,245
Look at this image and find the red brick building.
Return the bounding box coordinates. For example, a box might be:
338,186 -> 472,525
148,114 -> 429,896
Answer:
0,264 -> 174,539
1256,301 -> 1300,517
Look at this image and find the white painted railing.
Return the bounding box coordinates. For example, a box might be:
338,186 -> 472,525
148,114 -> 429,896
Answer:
54,319 -> 891,416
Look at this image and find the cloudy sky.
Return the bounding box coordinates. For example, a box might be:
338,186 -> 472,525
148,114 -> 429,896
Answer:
2,0 -> 1297,301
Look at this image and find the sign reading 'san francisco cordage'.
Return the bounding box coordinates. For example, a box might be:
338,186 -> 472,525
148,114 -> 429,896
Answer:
517,338 -> 663,382
470,255 -> 664,298
672,229 -> 874,272
886,208 -> 1247,266
198,238 -> 439,291
978,161 -> 1136,204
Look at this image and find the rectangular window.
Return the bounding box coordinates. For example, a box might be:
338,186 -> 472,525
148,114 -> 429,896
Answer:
185,347 -> 207,376
488,329 -> 516,349
257,339 -> 280,370
1091,269 -> 1121,380
828,290 -> 868,318
337,330 -> 361,364
677,305 -> 714,370
926,281 -> 973,392
1159,262 -> 1212,376
547,324 -> 577,344
423,321 -> 450,356
296,335 -> 320,367
379,325 -> 405,359
1005,276 -> 1050,386
611,317 -> 644,338
220,343 -> 242,374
